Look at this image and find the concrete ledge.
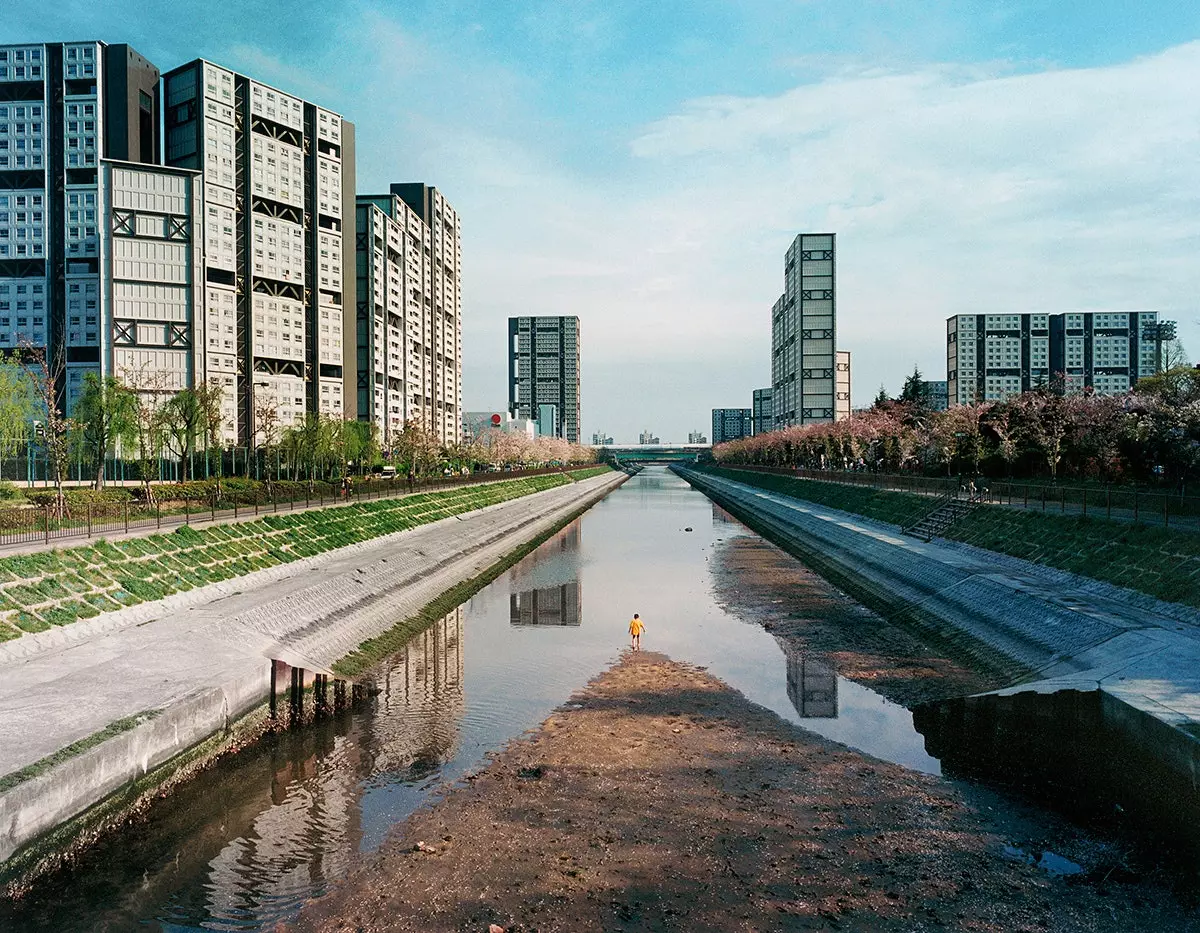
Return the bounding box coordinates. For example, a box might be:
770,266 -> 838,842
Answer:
0,470 -> 627,876
676,466 -> 1200,790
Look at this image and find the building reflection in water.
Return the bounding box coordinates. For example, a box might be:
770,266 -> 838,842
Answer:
509,523 -> 582,627
711,502 -> 739,524
200,609 -> 465,925
780,642 -> 838,718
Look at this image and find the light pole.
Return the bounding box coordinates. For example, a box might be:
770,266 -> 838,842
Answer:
1143,321 -> 1178,374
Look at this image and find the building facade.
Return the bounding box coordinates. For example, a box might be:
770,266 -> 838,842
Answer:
834,350 -> 851,421
638,430 -> 660,444
927,380 -> 949,411
712,408 -> 752,445
0,41 -> 161,408
591,431 -> 613,446
687,430 -> 707,444
163,59 -> 355,443
389,183 -> 461,445
771,233 -> 836,429
946,312 -> 1159,404
508,315 -> 580,444
99,160 -> 203,399
354,193 -> 427,447
751,387 -> 774,435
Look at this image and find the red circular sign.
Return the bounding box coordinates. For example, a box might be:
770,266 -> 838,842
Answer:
491,413 -> 502,425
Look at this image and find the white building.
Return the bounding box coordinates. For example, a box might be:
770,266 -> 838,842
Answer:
389,184 -> 462,446
947,311 -> 1159,404
99,160 -> 203,399
0,41 -> 160,408
163,59 -> 355,444
772,233 -> 836,428
835,350 -> 851,421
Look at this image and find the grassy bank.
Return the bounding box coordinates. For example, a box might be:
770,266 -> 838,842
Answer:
0,471 -> 607,643
703,466 -> 1200,611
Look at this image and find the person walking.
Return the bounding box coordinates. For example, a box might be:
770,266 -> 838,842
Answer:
628,613 -> 645,651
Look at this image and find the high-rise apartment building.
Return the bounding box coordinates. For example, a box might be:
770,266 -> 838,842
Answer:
751,387 -> 774,435
354,192 -> 431,446
389,183 -> 461,445
638,430 -> 660,444
509,315 -> 580,444
0,41 -> 161,407
99,160 -> 203,397
687,430 -> 707,444
835,350 -> 851,421
771,233 -> 836,429
946,312 -> 1159,404
712,408 -> 752,445
162,59 -> 355,443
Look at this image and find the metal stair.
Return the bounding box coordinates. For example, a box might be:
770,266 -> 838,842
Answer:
903,496 -> 978,541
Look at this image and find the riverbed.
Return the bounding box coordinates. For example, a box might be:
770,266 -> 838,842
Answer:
0,466 -> 1179,931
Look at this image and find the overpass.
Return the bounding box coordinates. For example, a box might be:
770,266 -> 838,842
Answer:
603,444 -> 710,464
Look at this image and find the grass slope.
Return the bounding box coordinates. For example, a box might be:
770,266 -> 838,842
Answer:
0,472 -> 604,643
705,466 -> 1200,611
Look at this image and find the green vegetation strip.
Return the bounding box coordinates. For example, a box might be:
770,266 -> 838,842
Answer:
566,465 -> 611,482
0,710 -> 161,794
706,466 -> 1200,611
704,466 -> 933,528
0,473 -> 585,642
334,496 -> 603,679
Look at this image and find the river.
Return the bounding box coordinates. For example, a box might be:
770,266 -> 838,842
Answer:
1,466 -> 947,931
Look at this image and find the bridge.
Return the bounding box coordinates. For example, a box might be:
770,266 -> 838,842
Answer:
602,444 -> 710,464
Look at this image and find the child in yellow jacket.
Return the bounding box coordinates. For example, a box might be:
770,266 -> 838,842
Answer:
629,613 -> 644,651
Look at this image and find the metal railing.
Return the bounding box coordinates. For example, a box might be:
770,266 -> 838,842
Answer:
718,465 -> 1200,531
0,466 -> 578,550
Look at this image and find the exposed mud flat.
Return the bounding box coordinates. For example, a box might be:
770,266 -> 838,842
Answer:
707,531 -> 1006,707
291,653 -> 1197,933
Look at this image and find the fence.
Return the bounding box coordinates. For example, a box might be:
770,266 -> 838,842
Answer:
724,465 -> 1200,531
0,465 -> 573,550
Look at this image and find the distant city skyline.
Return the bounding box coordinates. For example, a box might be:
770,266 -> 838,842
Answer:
5,2 -> 1199,441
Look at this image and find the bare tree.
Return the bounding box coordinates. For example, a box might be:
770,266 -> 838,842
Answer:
120,366 -> 171,504
195,380 -> 225,495
254,393 -> 281,482
18,343 -> 72,516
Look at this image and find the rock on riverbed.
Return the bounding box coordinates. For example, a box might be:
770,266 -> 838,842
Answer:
291,653 -> 1197,932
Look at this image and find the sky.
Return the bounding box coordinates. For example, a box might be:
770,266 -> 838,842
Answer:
6,1 -> 1200,443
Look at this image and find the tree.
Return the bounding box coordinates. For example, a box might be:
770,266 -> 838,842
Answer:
872,384 -> 890,409
19,343 -> 72,515
899,365 -> 931,409
74,373 -> 136,489
0,350 -> 38,460
254,393 -> 282,481
195,380 -> 225,492
162,389 -> 205,482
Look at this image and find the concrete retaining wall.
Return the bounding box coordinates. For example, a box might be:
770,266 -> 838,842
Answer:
0,470 -> 627,875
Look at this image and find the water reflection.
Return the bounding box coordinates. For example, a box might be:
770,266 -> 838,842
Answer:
0,467 -> 943,932
779,642 -> 838,718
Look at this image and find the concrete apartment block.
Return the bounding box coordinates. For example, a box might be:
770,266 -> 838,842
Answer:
355,192 -> 444,447
0,41 -> 160,409
391,183 -> 462,446
509,315 -> 580,444
772,233 -> 836,429
712,408 -> 752,445
947,311 -> 1159,404
835,350 -> 851,421
163,59 -> 355,444
751,387 -> 774,435
99,160 -> 203,400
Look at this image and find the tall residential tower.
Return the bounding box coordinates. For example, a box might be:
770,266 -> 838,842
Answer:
771,233 -> 837,429
0,41 -> 162,407
162,58 -> 355,443
508,315 -> 580,444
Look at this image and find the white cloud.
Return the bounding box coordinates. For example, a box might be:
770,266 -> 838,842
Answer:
317,13 -> 1200,441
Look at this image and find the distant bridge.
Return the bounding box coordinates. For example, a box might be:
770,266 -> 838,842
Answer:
603,444 -> 710,463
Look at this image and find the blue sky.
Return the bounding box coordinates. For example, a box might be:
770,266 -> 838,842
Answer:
6,1 -> 1200,442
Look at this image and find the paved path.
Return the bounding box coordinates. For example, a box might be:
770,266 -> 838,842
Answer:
0,472 -> 622,779
679,468 -> 1200,773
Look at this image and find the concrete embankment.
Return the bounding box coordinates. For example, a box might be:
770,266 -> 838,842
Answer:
674,467 -> 1200,793
0,469 -> 626,886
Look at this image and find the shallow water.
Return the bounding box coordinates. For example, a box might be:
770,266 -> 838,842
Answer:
0,466 -> 938,931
